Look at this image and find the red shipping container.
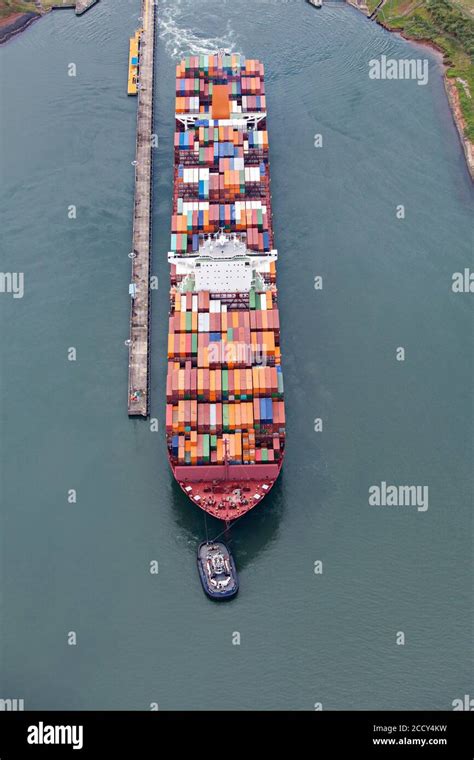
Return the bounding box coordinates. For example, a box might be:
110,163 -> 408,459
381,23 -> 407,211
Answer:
253,398 -> 260,422
198,404 -> 205,428
166,404 -> 173,432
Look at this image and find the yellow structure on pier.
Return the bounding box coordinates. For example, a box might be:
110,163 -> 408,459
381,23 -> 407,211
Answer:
127,30 -> 140,95
127,0 -> 151,95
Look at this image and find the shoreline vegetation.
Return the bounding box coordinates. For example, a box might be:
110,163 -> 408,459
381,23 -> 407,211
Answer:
358,0 -> 474,179
0,1 -> 97,44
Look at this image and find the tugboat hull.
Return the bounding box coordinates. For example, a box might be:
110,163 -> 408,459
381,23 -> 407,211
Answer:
197,541 -> 239,600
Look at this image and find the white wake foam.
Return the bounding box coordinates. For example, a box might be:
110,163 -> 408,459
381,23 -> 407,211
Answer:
158,1 -> 238,59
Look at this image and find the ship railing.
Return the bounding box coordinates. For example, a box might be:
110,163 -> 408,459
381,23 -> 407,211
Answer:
175,112 -> 267,129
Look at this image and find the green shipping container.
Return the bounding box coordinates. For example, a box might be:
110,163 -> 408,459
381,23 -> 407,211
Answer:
223,404 -> 229,431
191,334 -> 198,354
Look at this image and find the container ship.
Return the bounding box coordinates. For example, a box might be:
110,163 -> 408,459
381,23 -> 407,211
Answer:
166,54 -> 285,523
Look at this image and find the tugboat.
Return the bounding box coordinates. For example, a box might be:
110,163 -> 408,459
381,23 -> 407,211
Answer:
197,542 -> 239,600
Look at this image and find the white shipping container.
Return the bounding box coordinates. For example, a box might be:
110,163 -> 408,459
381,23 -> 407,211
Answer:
210,404 -> 216,426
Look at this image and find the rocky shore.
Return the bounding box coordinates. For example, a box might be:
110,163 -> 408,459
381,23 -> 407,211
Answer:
0,12 -> 40,45
0,1 -> 98,45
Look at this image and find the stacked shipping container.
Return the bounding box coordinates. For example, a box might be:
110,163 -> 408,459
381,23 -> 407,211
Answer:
175,55 -> 267,115
167,55 -> 285,481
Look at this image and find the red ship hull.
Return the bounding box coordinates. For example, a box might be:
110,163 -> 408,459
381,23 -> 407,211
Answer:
171,456 -> 284,522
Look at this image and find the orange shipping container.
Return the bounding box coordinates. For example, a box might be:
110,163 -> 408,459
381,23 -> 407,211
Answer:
235,433 -> 242,458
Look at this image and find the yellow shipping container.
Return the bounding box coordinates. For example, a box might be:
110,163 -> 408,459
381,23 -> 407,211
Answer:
234,369 -> 240,396
252,366 -> 259,394
235,404 -> 241,429
235,433 -> 242,458
246,401 -> 254,427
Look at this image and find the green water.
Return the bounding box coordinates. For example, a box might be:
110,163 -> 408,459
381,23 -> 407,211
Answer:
0,0 -> 472,710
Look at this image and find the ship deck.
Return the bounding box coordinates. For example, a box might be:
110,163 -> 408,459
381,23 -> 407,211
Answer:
178,478 -> 277,522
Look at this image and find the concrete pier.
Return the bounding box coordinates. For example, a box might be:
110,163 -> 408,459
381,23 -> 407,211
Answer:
127,0 -> 155,417
75,0 -> 99,15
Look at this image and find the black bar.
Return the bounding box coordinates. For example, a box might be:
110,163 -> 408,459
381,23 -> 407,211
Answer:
0,711 -> 472,757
